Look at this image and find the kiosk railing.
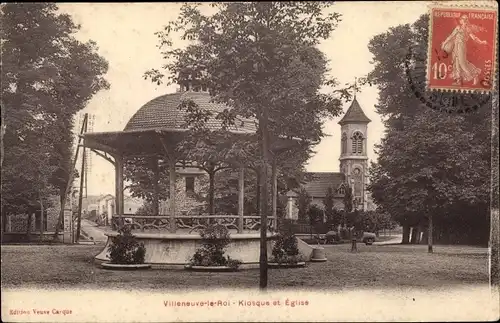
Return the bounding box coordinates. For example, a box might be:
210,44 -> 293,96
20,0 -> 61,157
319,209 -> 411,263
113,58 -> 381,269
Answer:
111,214 -> 278,234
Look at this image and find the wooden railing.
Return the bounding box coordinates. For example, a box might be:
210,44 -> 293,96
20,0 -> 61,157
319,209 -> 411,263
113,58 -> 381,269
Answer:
111,214 -> 277,234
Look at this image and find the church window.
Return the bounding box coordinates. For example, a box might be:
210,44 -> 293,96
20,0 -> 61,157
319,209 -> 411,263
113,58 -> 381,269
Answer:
352,132 -> 364,154
341,133 -> 347,154
337,184 -> 346,195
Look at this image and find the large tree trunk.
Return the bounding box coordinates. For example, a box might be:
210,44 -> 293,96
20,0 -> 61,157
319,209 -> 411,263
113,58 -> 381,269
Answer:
76,145 -> 86,242
54,192 -> 65,241
421,227 -> 428,244
39,195 -> 44,242
402,224 -> 410,244
256,171 -> 261,216
428,213 -> 433,253
208,170 -> 216,215
26,212 -> 33,242
410,227 -> 417,244
258,112 -> 269,290
410,225 -> 421,244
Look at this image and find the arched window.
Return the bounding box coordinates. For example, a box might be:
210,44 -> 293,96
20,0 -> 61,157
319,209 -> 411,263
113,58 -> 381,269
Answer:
352,132 -> 364,154
337,184 -> 346,195
341,133 -> 347,154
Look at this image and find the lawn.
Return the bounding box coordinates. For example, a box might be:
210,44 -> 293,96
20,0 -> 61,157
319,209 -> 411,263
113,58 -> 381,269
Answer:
0,243 -> 488,290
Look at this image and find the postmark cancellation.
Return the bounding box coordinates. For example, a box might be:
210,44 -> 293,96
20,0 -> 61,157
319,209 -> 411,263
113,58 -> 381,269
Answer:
427,1 -> 498,93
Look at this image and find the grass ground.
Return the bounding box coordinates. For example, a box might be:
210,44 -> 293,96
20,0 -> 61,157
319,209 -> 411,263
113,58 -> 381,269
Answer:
0,243 -> 488,291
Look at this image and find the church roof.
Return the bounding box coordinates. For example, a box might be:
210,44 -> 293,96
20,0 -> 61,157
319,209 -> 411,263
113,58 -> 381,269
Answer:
301,172 -> 346,198
338,97 -> 371,125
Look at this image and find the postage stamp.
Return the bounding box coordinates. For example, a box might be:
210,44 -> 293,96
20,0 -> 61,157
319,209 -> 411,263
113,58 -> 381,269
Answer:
427,4 -> 498,93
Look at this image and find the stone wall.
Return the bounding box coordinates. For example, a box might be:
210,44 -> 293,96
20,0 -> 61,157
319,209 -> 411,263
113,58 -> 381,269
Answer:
159,174 -> 208,215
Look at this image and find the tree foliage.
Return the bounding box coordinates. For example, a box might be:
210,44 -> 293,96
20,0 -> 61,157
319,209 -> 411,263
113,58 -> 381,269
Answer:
366,14 -> 490,245
296,188 -> 312,223
1,3 -> 109,218
323,187 -> 342,227
123,157 -> 170,203
145,2 -> 352,288
343,186 -> 353,215
146,3 -> 348,140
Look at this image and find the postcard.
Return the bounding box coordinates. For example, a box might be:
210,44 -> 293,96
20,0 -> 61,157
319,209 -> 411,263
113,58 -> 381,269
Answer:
1,1 -> 498,322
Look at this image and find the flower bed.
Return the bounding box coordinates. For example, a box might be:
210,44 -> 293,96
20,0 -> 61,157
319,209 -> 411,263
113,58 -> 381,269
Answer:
186,224 -> 242,272
104,226 -> 148,270
268,232 -> 306,268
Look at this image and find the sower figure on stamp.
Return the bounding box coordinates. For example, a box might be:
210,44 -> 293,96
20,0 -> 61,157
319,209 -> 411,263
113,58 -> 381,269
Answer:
441,14 -> 489,86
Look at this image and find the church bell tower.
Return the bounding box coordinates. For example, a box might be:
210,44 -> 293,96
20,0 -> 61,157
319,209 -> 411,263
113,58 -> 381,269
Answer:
338,96 -> 371,211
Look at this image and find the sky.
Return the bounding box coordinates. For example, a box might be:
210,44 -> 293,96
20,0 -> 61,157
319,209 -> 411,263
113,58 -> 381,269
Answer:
57,2 -> 429,196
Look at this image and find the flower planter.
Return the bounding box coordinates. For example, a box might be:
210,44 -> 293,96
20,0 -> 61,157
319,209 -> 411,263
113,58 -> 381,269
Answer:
268,262 -> 306,269
310,247 -> 327,262
101,263 -> 151,270
184,265 -> 238,272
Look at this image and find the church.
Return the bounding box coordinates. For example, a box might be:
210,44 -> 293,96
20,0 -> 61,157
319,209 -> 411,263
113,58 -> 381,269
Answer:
285,96 -> 376,219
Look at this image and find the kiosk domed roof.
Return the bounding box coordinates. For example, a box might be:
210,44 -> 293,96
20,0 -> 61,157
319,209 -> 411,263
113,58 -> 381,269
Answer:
124,91 -> 256,133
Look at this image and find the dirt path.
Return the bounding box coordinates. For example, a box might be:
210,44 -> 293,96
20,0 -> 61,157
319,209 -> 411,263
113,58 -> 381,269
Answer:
81,219 -> 108,243
374,234 -> 402,245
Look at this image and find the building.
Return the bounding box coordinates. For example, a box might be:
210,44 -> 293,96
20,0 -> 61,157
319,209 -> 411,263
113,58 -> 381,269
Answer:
96,194 -> 114,225
160,167 -> 208,215
286,96 -> 375,219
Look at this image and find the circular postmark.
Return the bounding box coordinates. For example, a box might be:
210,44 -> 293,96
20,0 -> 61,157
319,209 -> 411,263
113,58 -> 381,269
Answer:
404,46 -> 492,113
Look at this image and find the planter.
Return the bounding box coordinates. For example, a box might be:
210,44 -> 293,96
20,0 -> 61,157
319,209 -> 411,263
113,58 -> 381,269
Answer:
184,265 -> 238,272
101,263 -> 151,270
310,247 -> 327,262
268,262 -> 306,269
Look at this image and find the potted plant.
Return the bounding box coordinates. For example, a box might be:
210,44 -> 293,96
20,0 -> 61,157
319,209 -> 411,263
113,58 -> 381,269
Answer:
186,224 -> 242,272
268,232 -> 306,268
101,226 -> 150,270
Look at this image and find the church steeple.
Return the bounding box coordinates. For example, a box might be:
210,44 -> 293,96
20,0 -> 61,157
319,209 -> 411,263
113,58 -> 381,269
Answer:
338,97 -> 371,125
338,95 -> 370,211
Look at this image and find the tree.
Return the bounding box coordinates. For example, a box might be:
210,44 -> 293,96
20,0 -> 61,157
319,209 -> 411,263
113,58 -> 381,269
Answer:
177,128 -> 250,215
351,210 -> 396,235
1,3 -> 109,239
366,14 -> 491,252
145,3 -> 351,288
343,187 -> 353,215
124,157 -> 170,204
308,204 -> 324,238
324,186 -> 341,229
296,188 -> 312,224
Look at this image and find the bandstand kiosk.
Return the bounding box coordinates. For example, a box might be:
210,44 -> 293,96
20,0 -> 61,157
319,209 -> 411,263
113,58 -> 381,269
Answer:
84,85 -> 304,268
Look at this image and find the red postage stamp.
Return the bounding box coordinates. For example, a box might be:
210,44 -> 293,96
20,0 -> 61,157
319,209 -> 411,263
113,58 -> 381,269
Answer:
427,5 -> 498,92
